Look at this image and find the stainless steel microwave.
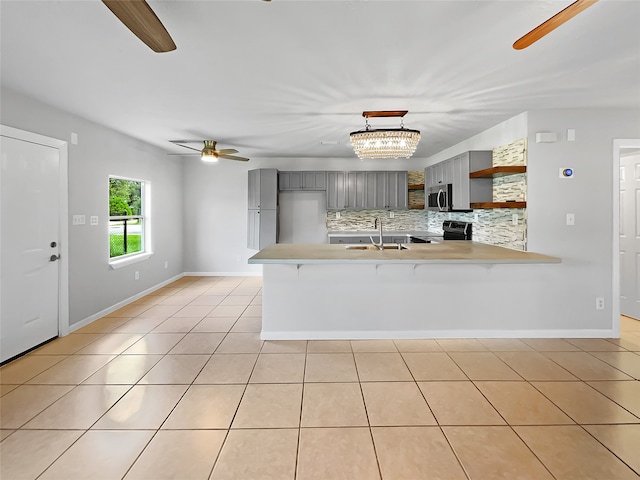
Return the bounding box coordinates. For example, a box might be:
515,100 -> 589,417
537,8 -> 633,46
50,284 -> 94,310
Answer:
427,184 -> 453,211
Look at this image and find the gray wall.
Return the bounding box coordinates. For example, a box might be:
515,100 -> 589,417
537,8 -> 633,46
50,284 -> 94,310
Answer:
181,156 -> 423,274
1,88 -> 184,327
425,108 -> 640,330
527,109 -> 639,327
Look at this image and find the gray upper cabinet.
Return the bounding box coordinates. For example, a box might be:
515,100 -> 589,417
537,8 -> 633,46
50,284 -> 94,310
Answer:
279,171 -> 326,191
425,152 -> 492,210
302,172 -> 326,190
327,171 -> 347,209
347,171 -> 367,209
279,171 -> 303,191
248,168 -> 278,249
327,171 -> 407,210
385,171 -> 408,209
364,171 -> 408,209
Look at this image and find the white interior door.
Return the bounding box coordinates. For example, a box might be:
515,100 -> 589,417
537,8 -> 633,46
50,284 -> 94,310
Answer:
1,133 -> 61,362
620,148 -> 640,320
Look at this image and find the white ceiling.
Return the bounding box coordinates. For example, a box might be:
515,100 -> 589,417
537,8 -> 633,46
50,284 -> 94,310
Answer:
1,0 -> 639,160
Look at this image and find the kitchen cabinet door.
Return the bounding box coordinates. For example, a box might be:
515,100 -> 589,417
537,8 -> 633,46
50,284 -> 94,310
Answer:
364,172 -> 384,209
443,159 -> 454,185
424,166 -> 433,188
248,169 -> 260,209
303,172 -> 327,190
386,171 -> 408,209
279,172 -> 302,190
247,208 -> 277,250
347,171 -> 366,209
433,163 -> 445,186
248,169 -> 278,249
326,172 -> 346,209
248,169 -> 278,209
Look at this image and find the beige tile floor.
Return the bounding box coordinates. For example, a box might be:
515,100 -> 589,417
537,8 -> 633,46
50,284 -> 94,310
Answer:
1,275 -> 639,479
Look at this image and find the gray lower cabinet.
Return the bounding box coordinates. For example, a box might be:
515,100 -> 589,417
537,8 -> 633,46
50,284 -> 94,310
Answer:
329,236 -> 371,244
329,234 -> 411,244
248,169 -> 278,249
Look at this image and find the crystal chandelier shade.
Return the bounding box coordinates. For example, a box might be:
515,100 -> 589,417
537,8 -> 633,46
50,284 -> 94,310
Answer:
350,128 -> 421,159
349,111 -> 421,159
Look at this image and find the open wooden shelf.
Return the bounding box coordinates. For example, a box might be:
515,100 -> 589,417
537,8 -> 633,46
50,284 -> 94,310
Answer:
469,166 -> 526,178
409,204 -> 425,210
471,201 -> 527,209
408,183 -> 425,190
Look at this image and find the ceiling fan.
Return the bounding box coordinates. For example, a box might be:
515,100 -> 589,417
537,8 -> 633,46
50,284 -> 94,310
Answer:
102,0 -> 271,53
169,140 -> 250,163
513,0 -> 598,50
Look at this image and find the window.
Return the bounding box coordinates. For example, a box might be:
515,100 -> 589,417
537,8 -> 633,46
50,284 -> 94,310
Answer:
109,176 -> 150,263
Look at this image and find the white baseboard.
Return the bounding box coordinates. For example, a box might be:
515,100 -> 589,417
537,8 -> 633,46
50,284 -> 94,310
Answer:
68,273 -> 185,333
260,329 -> 618,340
184,271 -> 262,277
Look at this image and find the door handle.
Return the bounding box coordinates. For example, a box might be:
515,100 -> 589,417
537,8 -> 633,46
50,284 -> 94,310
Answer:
50,254 -> 60,262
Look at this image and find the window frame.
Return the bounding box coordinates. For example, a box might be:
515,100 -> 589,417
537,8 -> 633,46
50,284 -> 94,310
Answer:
108,175 -> 152,269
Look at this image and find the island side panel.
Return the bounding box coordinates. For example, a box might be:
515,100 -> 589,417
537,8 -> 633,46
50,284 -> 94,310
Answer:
260,263 -> 611,339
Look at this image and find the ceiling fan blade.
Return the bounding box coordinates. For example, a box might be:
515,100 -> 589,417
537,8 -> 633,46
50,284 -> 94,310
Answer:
167,153 -> 200,156
513,0 -> 598,50
218,154 -> 250,162
102,0 -> 176,53
169,142 -> 202,152
214,149 -> 239,155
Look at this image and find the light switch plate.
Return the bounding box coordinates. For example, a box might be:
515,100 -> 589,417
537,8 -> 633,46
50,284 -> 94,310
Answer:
72,214 -> 85,225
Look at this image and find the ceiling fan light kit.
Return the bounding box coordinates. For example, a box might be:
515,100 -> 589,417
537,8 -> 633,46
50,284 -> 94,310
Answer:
350,111 -> 421,159
168,140 -> 249,162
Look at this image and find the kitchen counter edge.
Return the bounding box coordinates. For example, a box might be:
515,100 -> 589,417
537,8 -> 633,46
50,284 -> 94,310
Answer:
248,242 -> 561,265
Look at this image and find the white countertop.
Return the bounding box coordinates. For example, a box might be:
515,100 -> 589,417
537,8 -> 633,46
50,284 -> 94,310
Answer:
248,242 -> 561,265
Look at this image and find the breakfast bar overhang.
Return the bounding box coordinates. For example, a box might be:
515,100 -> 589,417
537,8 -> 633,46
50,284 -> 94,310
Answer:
246,242 -> 614,340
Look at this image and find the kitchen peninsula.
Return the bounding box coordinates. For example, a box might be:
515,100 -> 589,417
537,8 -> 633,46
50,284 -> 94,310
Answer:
249,242 -> 563,340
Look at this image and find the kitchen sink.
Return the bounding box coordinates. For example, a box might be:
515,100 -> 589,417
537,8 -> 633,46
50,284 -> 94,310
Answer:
344,244 -> 410,250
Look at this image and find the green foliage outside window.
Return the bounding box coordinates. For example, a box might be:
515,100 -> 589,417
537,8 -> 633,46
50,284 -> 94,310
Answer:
109,177 -> 144,259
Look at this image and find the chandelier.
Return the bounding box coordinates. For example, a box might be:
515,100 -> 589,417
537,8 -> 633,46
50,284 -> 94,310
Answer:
350,110 -> 421,159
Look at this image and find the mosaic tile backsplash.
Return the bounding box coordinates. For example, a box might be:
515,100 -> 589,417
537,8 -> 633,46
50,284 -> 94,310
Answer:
326,208 -> 526,250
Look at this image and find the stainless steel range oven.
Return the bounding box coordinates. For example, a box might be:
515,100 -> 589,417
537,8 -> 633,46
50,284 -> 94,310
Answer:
442,220 -> 472,240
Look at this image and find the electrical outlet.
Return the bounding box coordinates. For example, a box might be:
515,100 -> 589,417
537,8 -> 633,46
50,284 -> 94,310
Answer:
164,261 -> 168,269
512,213 -> 518,226
595,297 -> 604,310
389,211 -> 395,219
90,216 -> 98,226
336,211 -> 341,219
474,213 -> 479,222
134,271 -> 139,280
566,213 -> 575,226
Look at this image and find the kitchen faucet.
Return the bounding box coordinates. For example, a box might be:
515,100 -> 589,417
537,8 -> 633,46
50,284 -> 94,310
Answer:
369,217 -> 384,250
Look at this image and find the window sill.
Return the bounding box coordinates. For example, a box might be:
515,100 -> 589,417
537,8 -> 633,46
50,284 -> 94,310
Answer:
109,252 -> 153,270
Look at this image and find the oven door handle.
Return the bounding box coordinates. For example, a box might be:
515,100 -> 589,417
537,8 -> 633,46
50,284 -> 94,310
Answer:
437,188 -> 444,211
